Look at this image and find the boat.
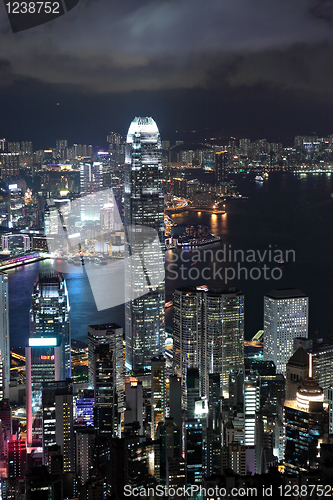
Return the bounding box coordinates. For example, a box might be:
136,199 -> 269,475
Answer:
165,301 -> 172,308
255,175 -> 264,182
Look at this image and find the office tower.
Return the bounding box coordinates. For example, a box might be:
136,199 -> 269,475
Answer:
0,273 -> 10,399
94,344 -> 119,437
151,356 -> 166,439
264,289 -> 308,376
312,340 -> 333,401
30,273 -> 71,380
173,286 -> 244,405
79,161 -> 103,222
75,389 -> 94,426
173,287 -> 202,409
26,337 -> 62,446
124,116 -> 165,371
42,380 -> 74,472
204,289 -> 244,398
215,150 -> 228,185
285,345 -> 308,400
185,421 -> 203,486
7,438 -> 27,480
87,323 -> 124,413
125,381 -> 143,431
284,355 -> 327,474
244,372 -> 260,447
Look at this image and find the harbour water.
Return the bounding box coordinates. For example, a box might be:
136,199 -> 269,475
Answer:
8,172 -> 333,347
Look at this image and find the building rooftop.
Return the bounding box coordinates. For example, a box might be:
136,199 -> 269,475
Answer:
287,346 -> 309,367
265,288 -> 307,299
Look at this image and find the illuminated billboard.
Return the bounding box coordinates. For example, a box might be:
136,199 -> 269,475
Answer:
28,337 -> 57,347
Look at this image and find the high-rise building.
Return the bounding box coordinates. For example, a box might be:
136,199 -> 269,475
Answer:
204,289 -> 244,398
244,372 -> 260,447
30,273 -> 71,380
87,323 -> 124,413
26,337 -> 62,447
284,355 -> 327,474
151,356 -> 166,439
0,273 -> 10,399
173,286 -> 244,405
215,150 -> 228,185
79,162 -> 103,222
264,289 -> 308,376
7,438 -> 27,480
94,344 -> 119,437
173,287 -> 202,408
42,380 -> 74,472
124,117 -> 165,371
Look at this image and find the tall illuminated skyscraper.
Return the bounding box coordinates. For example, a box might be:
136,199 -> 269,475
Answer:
173,286 -> 244,406
264,289 -> 308,376
0,273 -> 10,399
30,273 -> 71,379
124,117 -> 165,371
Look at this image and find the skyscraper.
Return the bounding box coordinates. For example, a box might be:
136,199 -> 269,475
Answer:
263,289 -> 308,376
30,273 -> 71,380
284,355 -> 326,474
79,161 -> 103,222
26,337 -> 62,446
0,273 -> 10,399
173,286 -> 244,405
124,117 -> 165,371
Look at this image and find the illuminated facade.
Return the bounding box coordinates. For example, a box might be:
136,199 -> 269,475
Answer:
124,117 -> 165,371
79,161 -> 103,222
205,289 -> 244,398
173,286 -> 244,406
263,289 -> 308,376
30,273 -> 71,380
26,338 -> 62,446
284,358 -> 326,475
87,323 -> 124,415
151,355 -> 166,439
0,273 -> 10,399
244,372 -> 260,446
42,380 -> 74,472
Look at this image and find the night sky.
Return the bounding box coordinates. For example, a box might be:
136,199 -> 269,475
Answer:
1,0 -> 333,147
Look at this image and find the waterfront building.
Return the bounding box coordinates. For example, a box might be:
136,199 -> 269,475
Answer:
30,273 -> 71,380
0,273 -> 10,399
215,150 -> 228,186
263,289 -> 308,376
124,117 -> 165,371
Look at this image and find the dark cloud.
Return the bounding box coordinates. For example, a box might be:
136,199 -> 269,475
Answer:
1,0 -> 333,93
